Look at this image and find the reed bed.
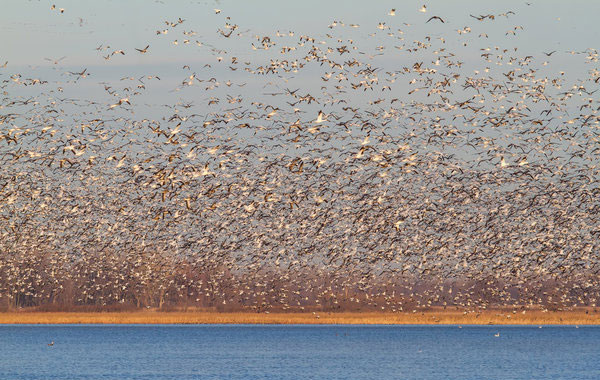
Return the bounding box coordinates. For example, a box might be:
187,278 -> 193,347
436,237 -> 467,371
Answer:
1,309 -> 598,325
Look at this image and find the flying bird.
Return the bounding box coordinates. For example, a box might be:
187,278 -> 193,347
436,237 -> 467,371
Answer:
314,110 -> 326,123
426,16 -> 445,23
44,56 -> 66,65
135,45 -> 150,53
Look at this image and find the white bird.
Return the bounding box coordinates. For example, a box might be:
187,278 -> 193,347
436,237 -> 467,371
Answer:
314,110 -> 326,123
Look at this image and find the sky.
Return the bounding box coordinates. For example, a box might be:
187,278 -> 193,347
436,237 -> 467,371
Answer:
1,0 -> 598,168
2,0 -> 598,68
2,0 -> 598,120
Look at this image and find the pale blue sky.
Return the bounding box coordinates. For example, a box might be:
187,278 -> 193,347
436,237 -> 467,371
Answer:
2,0 -> 598,68
1,0 -> 598,122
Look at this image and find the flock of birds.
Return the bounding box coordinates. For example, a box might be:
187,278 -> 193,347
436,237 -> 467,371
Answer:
0,3 -> 599,312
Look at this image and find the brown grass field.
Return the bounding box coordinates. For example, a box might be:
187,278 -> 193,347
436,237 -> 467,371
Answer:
1,308 -> 598,325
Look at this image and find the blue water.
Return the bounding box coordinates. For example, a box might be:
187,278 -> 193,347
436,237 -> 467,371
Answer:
1,325 -> 598,379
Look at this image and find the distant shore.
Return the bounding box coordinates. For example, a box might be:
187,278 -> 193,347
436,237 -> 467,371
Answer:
0,309 -> 598,325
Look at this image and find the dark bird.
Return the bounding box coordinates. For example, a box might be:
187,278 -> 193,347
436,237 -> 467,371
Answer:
68,68 -> 88,78
426,16 -> 445,23
135,45 -> 150,53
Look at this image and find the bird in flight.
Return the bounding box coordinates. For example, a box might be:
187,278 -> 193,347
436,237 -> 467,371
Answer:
68,68 -> 88,78
135,45 -> 150,53
45,56 -> 66,65
419,5 -> 427,13
543,51 -> 556,56
314,110 -> 326,123
427,16 -> 445,23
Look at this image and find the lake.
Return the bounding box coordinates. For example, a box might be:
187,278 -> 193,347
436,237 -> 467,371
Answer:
1,325 -> 598,379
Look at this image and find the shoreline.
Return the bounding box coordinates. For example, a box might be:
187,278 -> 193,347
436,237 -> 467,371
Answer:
0,310 -> 599,325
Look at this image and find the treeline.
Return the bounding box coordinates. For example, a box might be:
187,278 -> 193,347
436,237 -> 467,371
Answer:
1,250 -> 598,312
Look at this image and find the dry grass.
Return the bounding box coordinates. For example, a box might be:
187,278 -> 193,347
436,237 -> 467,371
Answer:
1,308 -> 599,325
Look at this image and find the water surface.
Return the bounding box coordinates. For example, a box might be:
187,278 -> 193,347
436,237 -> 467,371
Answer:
1,325 -> 598,379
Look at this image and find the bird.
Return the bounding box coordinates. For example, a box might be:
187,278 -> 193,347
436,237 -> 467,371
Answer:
44,56 -> 66,65
135,45 -> 150,53
48,341 -> 54,346
314,110 -> 326,123
427,16 -> 445,23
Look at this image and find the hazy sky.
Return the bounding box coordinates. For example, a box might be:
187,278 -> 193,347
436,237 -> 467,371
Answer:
1,0 -> 598,120
2,0 -> 598,68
